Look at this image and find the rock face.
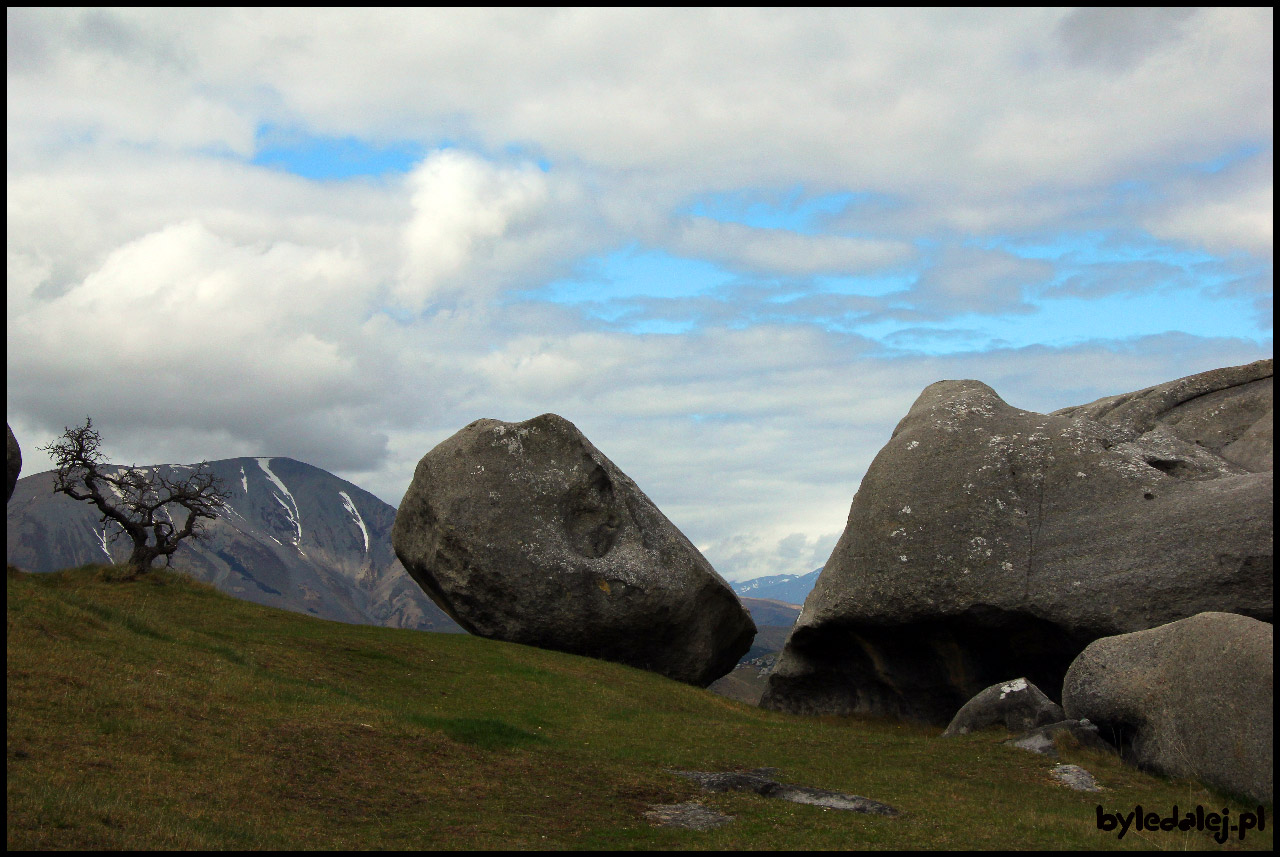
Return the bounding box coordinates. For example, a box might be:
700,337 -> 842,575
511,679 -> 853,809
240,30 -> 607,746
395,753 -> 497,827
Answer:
392,413 -> 755,686
942,677 -> 1063,736
1062,612 -> 1273,805
6,423 -> 20,503
762,359 -> 1272,725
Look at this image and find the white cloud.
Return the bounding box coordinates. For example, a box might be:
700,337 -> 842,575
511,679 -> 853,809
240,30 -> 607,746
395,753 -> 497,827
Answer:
1144,150 -> 1274,259
398,151 -> 555,309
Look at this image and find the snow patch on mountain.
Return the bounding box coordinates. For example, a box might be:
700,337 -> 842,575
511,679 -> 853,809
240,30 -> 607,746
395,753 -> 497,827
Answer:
91,526 -> 111,560
256,457 -> 304,552
338,490 -> 369,553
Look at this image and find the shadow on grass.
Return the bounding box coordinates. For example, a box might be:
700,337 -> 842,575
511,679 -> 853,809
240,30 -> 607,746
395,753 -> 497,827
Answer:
401,713 -> 546,751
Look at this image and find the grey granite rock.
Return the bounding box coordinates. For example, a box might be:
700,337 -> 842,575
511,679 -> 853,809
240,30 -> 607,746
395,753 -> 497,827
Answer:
392,413 -> 755,686
1063,611 -> 1273,806
762,360 -> 1272,725
6,423 -> 20,503
942,677 -> 1064,736
1050,764 -> 1101,792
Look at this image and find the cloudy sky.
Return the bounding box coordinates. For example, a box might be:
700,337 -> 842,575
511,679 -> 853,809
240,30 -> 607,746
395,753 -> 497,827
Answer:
7,8 -> 1273,582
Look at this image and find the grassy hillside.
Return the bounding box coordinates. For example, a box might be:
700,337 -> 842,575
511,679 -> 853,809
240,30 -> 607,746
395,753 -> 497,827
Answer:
7,565 -> 1271,850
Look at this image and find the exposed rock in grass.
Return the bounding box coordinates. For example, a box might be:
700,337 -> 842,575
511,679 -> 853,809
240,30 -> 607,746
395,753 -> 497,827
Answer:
672,768 -> 899,816
1003,718 -> 1116,757
392,413 -> 755,686
643,801 -> 734,830
1050,764 -> 1101,791
1063,611 -> 1273,806
763,359 -> 1272,725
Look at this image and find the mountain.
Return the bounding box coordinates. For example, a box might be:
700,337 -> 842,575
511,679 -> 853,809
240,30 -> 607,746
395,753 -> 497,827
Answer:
6,457 -> 464,634
7,455 -> 808,655
737,596 -> 801,629
732,568 -> 822,605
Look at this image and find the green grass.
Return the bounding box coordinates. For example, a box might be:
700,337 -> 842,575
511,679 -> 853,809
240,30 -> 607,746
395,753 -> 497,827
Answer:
7,564 -> 1272,850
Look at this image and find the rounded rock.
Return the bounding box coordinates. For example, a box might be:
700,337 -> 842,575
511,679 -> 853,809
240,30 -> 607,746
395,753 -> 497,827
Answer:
391,413 -> 755,686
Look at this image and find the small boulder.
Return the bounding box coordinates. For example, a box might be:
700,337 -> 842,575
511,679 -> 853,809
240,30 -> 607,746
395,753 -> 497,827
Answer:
392,413 -> 755,686
1004,719 -> 1116,757
942,677 -> 1063,736
643,802 -> 733,830
1049,764 -> 1102,792
1062,612 -> 1273,805
6,423 -> 20,503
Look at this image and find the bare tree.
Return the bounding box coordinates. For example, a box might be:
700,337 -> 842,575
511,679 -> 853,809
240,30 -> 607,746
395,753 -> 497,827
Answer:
40,417 -> 231,578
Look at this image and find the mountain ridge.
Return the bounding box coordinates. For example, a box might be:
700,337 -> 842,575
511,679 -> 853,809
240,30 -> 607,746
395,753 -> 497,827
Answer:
8,455 -> 801,648
731,568 -> 821,605
6,455 -> 464,633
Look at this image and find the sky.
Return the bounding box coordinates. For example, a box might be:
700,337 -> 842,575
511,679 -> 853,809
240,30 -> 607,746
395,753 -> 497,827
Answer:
6,8 -> 1273,583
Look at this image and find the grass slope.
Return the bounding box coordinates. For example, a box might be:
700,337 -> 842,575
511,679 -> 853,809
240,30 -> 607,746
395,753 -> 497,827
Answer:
7,565 -> 1271,850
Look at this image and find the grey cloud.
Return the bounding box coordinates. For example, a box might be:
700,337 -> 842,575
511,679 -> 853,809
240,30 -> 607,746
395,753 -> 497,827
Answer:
11,9 -> 1270,220
908,245 -> 1055,317
671,217 -> 913,277
1043,259 -> 1196,299
6,9 -> 54,74
1056,7 -> 1198,70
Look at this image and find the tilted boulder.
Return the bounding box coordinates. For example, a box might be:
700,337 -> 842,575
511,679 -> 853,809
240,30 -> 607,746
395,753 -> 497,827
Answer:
1062,612 -> 1273,805
942,677 -> 1063,736
392,413 -> 755,686
6,423 -> 20,503
762,359 -> 1272,724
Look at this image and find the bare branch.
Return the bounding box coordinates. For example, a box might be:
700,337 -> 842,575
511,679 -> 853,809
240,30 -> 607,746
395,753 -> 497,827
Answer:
39,418 -> 229,575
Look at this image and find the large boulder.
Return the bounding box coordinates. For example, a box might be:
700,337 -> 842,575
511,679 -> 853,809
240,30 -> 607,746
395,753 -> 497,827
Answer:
762,359 -> 1272,724
6,423 -> 20,503
1062,612 -> 1272,805
392,413 -> 755,686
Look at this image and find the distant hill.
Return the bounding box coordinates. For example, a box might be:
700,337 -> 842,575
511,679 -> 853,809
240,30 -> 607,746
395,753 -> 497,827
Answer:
7,456 -> 795,650
6,457 -> 463,634
737,596 -> 801,628
712,597 -> 801,702
732,568 -> 822,605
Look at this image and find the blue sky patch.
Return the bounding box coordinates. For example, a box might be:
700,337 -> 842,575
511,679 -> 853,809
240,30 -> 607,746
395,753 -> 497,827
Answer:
529,245 -> 737,304
1193,141 -> 1267,174
251,124 -> 433,180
